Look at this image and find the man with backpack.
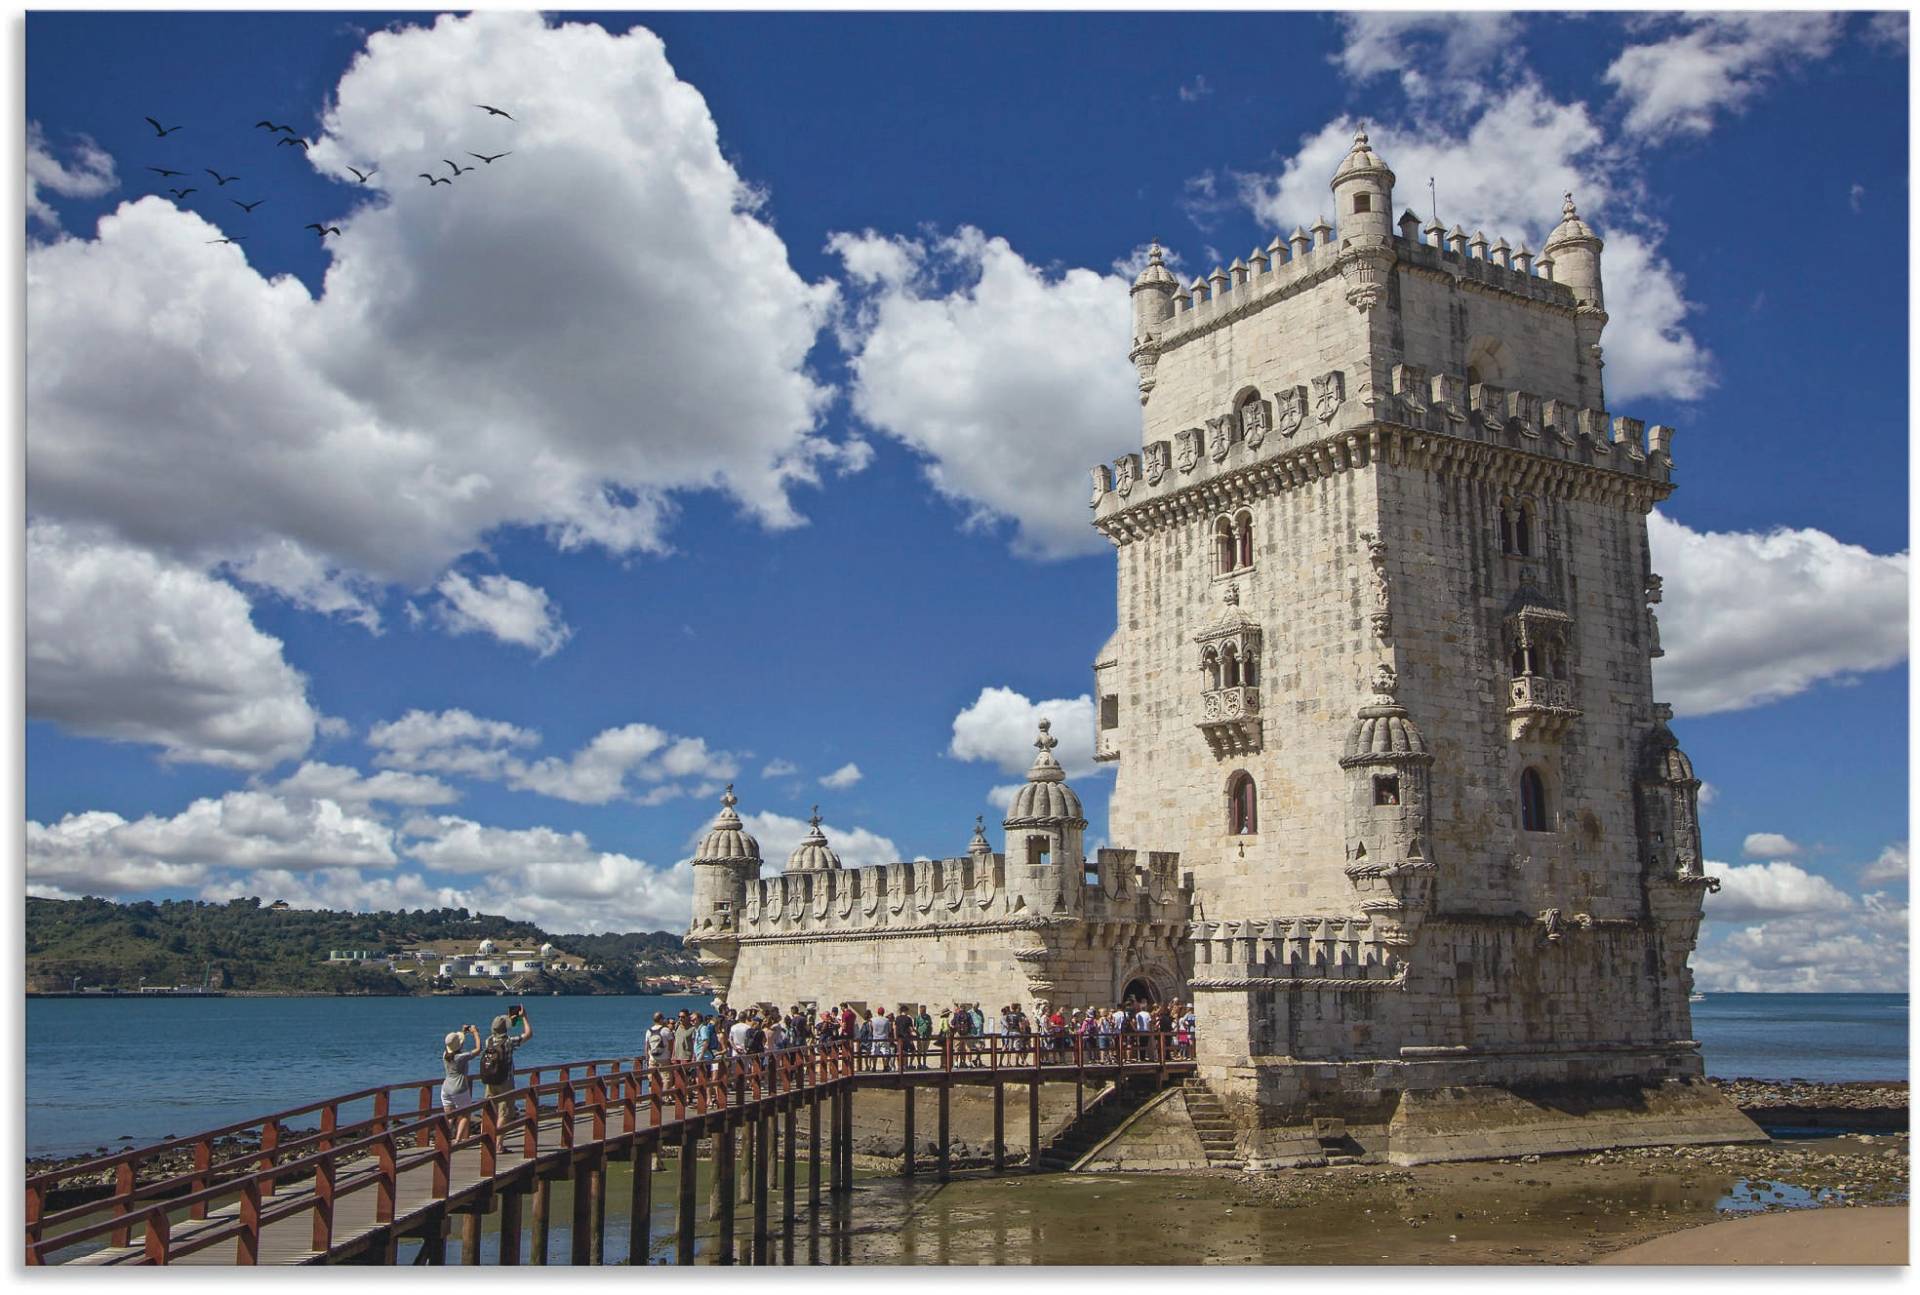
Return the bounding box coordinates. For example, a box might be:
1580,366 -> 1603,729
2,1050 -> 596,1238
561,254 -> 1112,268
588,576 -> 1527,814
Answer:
479,1005 -> 533,1119
644,1011 -> 674,1071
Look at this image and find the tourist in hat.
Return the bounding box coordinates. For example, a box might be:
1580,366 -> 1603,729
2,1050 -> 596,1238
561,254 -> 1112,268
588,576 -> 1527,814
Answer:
440,1023 -> 482,1145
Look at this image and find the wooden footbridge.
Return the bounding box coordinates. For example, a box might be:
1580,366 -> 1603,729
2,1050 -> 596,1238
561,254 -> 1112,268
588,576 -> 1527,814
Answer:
28,1034 -> 1195,1266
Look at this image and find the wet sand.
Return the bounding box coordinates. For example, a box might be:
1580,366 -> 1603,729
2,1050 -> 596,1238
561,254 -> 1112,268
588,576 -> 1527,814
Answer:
1598,1205 -> 1906,1265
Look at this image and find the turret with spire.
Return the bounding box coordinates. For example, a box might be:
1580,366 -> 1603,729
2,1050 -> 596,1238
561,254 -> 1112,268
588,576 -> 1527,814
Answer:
1002,719 -> 1088,917
1129,240 -> 1178,405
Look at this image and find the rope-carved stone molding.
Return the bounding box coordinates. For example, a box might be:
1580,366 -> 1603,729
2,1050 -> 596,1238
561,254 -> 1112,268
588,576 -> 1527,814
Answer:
1189,965 -> 1411,993
733,916 -> 1078,948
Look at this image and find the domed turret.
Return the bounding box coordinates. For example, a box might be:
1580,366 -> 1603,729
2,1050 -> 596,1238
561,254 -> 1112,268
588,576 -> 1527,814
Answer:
1330,126 -> 1395,242
1129,241 -> 1178,404
786,806 -> 843,872
1541,191 -> 1604,310
1003,719 -> 1086,828
1341,665 -> 1431,765
693,784 -> 761,867
968,814 -> 993,860
688,784 -> 762,944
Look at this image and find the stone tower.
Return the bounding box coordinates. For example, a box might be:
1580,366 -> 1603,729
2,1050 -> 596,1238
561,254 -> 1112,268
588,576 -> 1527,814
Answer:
1090,130 -> 1755,1163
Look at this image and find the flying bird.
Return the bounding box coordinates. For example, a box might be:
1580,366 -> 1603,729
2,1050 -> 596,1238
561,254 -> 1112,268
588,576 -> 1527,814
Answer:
467,150 -> 512,164
475,104 -> 514,119
277,136 -> 310,150
418,173 -> 452,186
304,223 -> 342,238
144,116 -> 184,137
231,198 -> 266,212
146,166 -> 186,177
442,158 -> 473,177
206,237 -> 247,245
206,169 -> 240,186
166,187 -> 197,200
346,165 -> 376,183
254,120 -> 295,133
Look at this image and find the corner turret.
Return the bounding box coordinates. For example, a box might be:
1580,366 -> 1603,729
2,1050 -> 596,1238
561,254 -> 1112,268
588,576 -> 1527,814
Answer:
1129,241 -> 1179,405
1002,719 -> 1087,916
1541,192 -> 1609,405
1331,126 -> 1396,242
685,784 -> 762,1001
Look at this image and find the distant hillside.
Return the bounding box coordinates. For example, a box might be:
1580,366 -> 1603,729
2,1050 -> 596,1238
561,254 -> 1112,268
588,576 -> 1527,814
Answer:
25,895 -> 697,995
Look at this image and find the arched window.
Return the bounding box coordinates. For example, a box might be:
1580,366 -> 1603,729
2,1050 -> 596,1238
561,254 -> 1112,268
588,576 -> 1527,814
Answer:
1510,645 -> 1530,677
1235,510 -> 1254,568
1228,772 -> 1258,835
1202,647 -> 1221,690
1515,504 -> 1533,557
1215,517 -> 1237,574
1222,644 -> 1241,688
1519,767 -> 1550,832
1242,647 -> 1259,687
1499,502 -> 1515,554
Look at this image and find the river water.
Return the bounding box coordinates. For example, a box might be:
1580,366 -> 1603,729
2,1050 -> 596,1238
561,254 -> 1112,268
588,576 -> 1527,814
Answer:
25,991 -> 1908,1157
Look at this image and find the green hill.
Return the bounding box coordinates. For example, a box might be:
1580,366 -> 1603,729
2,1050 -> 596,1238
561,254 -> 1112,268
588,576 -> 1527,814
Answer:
25,895 -> 696,995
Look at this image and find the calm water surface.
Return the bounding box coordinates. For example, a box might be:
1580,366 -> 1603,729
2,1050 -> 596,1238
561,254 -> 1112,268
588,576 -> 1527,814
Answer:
24,991 -> 1907,1156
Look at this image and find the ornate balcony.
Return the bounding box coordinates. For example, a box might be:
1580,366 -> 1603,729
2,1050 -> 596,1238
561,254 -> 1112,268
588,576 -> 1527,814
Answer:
1197,686 -> 1262,755
1507,674 -> 1580,741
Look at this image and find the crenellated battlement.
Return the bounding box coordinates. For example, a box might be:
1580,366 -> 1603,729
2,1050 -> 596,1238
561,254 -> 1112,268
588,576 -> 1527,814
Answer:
1187,915 -> 1409,989
729,846 -> 1189,942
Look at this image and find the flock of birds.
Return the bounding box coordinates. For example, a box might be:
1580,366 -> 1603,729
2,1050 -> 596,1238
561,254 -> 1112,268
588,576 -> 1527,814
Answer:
139,104 -> 518,246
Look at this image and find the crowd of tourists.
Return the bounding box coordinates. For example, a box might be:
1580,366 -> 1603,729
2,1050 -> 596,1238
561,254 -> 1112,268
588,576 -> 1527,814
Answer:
638,999 -> 1196,1073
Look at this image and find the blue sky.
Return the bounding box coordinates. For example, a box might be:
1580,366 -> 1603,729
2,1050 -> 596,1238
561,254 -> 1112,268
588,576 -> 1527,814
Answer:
22,10 -> 1910,989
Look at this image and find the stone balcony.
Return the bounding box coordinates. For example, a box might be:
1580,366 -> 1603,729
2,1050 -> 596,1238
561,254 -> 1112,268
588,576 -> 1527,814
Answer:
1507,674 -> 1581,741
1197,686 -> 1262,755
1095,729 -> 1121,763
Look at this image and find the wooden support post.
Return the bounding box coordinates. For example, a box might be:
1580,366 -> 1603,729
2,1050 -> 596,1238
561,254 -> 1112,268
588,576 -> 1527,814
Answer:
421,1216 -> 447,1266
460,1209 -> 482,1265
903,1084 -> 917,1177
782,1098 -> 797,1229
498,1187 -> 523,1266
591,1154 -> 607,1264
675,1131 -> 698,1265
938,1082 -> 951,1182
629,1134 -> 654,1265
715,1116 -> 737,1264
530,1178 -> 551,1265
840,1085 -> 855,1193
808,1091 -> 822,1208
992,1083 -> 1005,1173
751,1111 -> 770,1264
1028,1078 -> 1041,1173
571,1158 -> 594,1264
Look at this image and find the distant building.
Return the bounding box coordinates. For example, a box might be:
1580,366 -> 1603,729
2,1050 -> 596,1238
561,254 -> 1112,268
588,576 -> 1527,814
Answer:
438,959 -> 473,977
267,900 -> 292,912
511,959 -> 545,973
327,950 -> 371,962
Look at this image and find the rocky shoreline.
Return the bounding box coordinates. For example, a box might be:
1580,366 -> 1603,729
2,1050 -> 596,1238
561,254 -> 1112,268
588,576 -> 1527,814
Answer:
1710,1076 -> 1908,1132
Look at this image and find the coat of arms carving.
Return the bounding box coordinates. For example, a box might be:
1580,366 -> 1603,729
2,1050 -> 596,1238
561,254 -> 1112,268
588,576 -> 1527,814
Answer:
1144,440 -> 1170,486
1240,399 -> 1270,450
1174,428 -> 1202,473
1114,453 -> 1140,498
1274,385 -> 1307,437
1313,371 -> 1345,424
1206,415 -> 1234,463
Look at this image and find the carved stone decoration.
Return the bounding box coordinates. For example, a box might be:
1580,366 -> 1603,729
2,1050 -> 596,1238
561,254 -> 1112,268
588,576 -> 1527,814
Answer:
1207,414 -> 1234,463
1241,399 -> 1271,450
1274,385 -> 1308,438
1360,530 -> 1391,642
1174,428 -> 1202,473
1430,373 -> 1465,423
812,876 -> 831,919
1114,452 -> 1140,498
1313,371 -> 1345,424
837,878 -> 855,917
1645,572 -> 1665,659
1144,440 -> 1171,486
1538,908 -> 1565,943
1089,463 -> 1112,509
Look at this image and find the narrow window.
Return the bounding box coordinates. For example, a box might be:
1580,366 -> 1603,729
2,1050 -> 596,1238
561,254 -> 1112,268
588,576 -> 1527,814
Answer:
1499,504 -> 1515,554
1520,768 -> 1549,832
1222,644 -> 1240,688
1353,193 -> 1371,214
1228,773 -> 1258,835
1242,648 -> 1259,688
1374,775 -> 1400,806
1516,504 -> 1533,556
1203,647 -> 1221,690
1215,517 -> 1237,574
1100,694 -> 1120,729
1236,511 -> 1254,568
1510,645 -> 1529,677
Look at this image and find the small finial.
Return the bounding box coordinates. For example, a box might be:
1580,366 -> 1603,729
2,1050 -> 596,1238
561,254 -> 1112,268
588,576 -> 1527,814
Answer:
1147,239 -> 1163,265
1034,719 -> 1058,754
809,804 -> 822,830
976,813 -> 985,831
722,783 -> 737,809
1353,123 -> 1370,149
1371,663 -> 1399,699
1562,191 -> 1578,219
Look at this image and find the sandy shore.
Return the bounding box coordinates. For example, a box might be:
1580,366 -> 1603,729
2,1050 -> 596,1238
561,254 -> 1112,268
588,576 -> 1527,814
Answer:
1598,1204 -> 1907,1265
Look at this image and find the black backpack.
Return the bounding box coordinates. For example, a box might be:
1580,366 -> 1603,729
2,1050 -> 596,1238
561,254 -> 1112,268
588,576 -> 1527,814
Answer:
478,1037 -> 512,1085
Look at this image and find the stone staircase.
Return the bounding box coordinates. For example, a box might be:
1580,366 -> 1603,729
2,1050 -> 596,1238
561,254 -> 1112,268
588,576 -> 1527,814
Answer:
1036,1078 -> 1165,1171
1181,1079 -> 1241,1167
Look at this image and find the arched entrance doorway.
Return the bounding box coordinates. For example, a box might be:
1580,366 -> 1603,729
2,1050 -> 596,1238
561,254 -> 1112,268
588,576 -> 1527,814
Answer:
1121,976 -> 1155,1005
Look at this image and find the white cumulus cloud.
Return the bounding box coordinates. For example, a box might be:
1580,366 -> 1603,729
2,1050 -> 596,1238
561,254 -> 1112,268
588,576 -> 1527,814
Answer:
1333,12 -> 1524,109
435,571 -> 572,657
1703,859 -> 1853,923
27,121 -> 117,230
26,11 -> 848,624
949,687 -> 1099,779
817,762 -> 862,790
740,810 -> 901,872
830,226 -> 1137,559
1741,832 -> 1804,860
1859,843 -> 1909,888
1650,511 -> 1908,716
1604,13 -> 1844,143
27,520 -> 323,771
1693,891 -> 1907,993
